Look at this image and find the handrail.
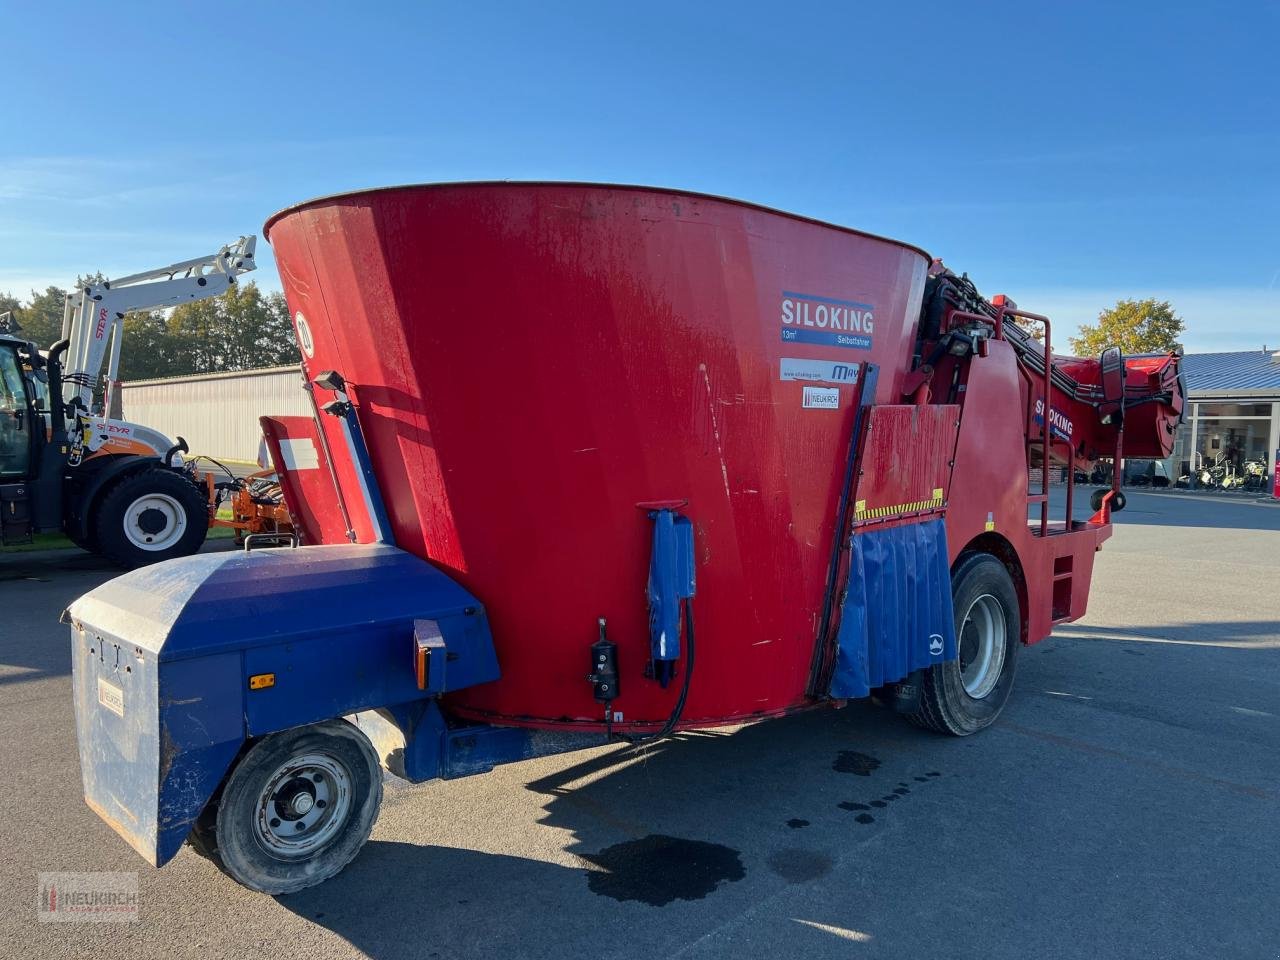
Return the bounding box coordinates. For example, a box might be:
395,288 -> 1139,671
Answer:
1000,306 -> 1054,536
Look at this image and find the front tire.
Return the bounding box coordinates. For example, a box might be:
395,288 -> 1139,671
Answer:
909,552 -> 1020,736
190,720 -> 382,894
93,468 -> 208,568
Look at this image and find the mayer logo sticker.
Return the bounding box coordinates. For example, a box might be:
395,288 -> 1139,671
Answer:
779,358 -> 860,385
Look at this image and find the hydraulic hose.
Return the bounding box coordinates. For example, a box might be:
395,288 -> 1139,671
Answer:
615,599 -> 696,746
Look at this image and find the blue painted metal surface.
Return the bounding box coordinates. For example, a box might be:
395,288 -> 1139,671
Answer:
829,517 -> 957,699
809,363 -> 879,695
646,509 -> 696,687
338,400 -> 396,544
67,543 -> 498,866
352,700 -> 603,784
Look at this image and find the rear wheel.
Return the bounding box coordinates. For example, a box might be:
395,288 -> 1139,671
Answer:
189,720 -> 382,894
93,468 -> 208,568
909,552 -> 1020,736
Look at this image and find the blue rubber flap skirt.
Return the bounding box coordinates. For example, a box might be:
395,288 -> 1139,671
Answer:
830,517 -> 957,699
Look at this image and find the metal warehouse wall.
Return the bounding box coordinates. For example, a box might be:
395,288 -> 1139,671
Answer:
119,366 -> 312,463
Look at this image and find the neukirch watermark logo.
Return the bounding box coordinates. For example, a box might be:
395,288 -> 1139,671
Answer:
38,872 -> 139,922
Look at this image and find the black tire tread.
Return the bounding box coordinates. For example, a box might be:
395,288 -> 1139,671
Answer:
908,551 -> 1019,736
198,720 -> 382,894
92,467 -> 209,569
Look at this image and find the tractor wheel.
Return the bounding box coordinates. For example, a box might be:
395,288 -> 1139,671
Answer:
908,553 -> 1020,736
93,468 -> 208,568
191,720 -> 382,894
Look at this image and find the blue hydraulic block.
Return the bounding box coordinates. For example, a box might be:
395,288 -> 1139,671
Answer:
646,509 -> 696,687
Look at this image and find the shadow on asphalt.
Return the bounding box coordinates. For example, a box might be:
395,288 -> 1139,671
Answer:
273,611 -> 1280,958
1055,619 -> 1280,646
275,703 -> 919,956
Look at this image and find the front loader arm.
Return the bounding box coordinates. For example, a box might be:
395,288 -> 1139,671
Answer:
60,237 -> 257,415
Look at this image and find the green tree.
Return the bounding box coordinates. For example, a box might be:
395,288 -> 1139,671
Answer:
1069,298 -> 1185,356
116,310 -> 177,381
167,281 -> 299,374
0,292 -> 20,329
7,286 -> 68,348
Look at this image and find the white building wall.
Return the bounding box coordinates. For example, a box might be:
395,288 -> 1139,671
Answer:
118,366 -> 312,463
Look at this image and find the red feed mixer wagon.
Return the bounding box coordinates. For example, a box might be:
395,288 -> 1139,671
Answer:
66,183 -> 1183,893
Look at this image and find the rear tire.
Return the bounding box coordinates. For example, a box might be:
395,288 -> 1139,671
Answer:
93,468 -> 208,568
191,720 -> 382,894
909,552 -> 1020,736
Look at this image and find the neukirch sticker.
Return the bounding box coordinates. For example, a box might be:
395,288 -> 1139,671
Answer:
802,386 -> 840,409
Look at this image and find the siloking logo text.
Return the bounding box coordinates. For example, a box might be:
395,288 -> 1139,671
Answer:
1033,399 -> 1074,441
780,290 -> 874,351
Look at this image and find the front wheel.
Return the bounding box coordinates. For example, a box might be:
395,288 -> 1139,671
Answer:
908,552 -> 1020,736
93,468 -> 209,568
190,720 -> 382,894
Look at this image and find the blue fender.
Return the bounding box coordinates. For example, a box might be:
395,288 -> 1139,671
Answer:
66,543 -> 499,866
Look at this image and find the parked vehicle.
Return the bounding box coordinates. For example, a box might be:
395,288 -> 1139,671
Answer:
64,183 -> 1185,893
1124,460 -> 1170,488
1242,458 -> 1268,492
0,241 -> 290,566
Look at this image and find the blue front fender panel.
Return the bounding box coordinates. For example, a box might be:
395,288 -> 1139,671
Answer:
67,543 -> 498,867
829,517 -> 958,699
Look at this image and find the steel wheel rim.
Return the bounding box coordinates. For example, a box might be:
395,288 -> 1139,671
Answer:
253,753 -> 353,859
123,493 -> 186,550
958,593 -> 1006,699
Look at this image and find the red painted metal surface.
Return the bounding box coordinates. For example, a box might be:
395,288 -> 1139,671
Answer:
263,182 -> 1181,733
265,183 -> 930,730
260,415 -> 351,545
852,405 -> 960,526
1052,352 -> 1183,461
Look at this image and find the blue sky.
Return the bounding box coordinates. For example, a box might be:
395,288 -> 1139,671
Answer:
2,1 -> 1276,351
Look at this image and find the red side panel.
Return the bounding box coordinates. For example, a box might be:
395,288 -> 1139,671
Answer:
264,183 -> 931,729
853,405 -> 960,526
260,415 -> 352,546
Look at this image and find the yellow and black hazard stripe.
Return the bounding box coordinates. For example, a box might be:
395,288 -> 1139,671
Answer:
854,488 -> 945,522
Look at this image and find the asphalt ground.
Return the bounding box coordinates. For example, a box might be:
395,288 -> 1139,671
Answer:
2,489 -> 1277,959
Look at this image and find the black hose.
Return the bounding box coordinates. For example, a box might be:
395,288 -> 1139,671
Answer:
615,599 -> 696,746
47,339 -> 69,432
191,454 -> 240,482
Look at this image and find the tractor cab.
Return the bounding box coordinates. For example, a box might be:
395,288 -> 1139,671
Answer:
0,333 -> 40,542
